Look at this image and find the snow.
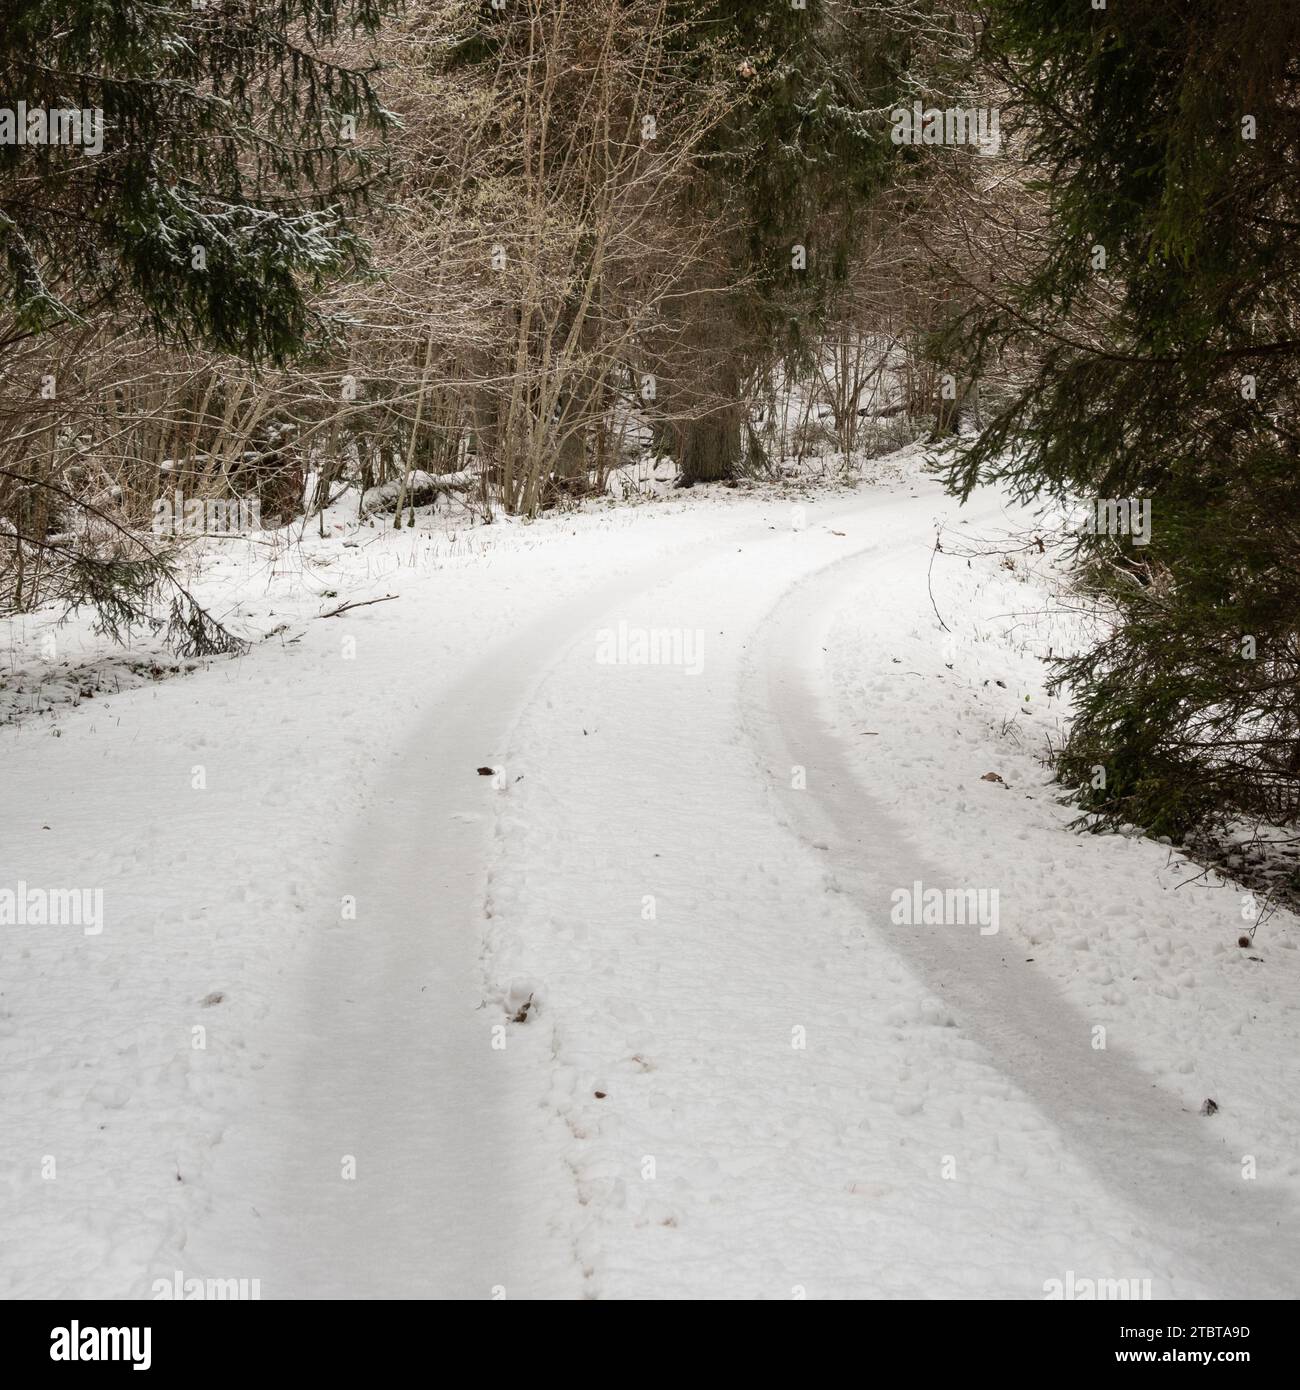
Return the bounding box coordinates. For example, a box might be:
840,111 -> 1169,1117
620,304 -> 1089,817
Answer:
2,447 -> 1297,1298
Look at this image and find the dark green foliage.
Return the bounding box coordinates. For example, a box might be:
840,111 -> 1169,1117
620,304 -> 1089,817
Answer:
0,466 -> 247,657
0,0 -> 396,362
63,548 -> 248,659
667,0 -> 916,357
0,2 -> 396,652
942,0 -> 1300,834
656,0 -> 932,480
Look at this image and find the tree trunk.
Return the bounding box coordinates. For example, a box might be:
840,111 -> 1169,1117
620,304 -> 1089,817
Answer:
673,357 -> 743,485
675,410 -> 740,484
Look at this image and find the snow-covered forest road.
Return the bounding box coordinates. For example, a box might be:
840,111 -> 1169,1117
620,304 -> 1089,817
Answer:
4,455 -> 1298,1299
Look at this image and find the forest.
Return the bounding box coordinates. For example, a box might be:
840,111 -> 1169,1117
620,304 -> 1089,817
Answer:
5,0 -> 1297,846
2,0 -> 1300,1313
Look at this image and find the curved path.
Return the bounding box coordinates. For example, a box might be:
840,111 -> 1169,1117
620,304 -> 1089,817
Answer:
174,482 -> 1298,1298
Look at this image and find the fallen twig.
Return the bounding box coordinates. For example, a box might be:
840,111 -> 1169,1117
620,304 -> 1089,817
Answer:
928,532 -> 951,633
319,594 -> 399,618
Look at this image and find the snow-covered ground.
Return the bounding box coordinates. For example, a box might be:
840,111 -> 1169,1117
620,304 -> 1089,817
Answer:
2,447 -> 1297,1299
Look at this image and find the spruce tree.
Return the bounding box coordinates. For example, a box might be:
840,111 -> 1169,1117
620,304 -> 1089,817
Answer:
940,0 -> 1300,835
0,0 -> 394,363
661,0 -> 917,482
0,1 -> 395,652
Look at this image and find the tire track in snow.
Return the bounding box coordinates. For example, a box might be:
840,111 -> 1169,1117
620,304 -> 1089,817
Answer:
744,527 -> 1300,1299
483,485 -> 1218,1296
180,504 -> 846,1298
